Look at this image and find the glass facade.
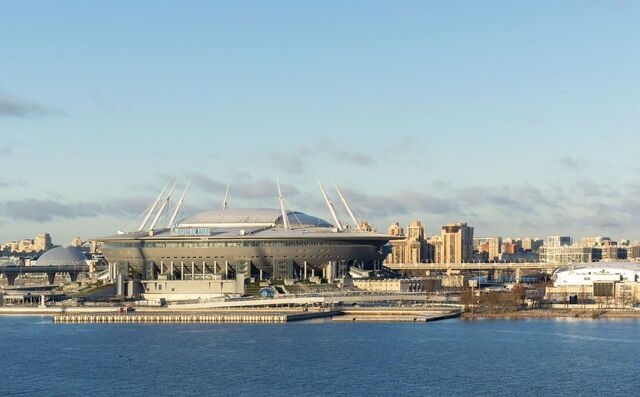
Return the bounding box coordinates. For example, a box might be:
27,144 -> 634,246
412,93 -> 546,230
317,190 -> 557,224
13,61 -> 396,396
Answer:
103,239 -> 365,249
236,259 -> 252,279
272,259 -> 294,280
172,227 -> 212,236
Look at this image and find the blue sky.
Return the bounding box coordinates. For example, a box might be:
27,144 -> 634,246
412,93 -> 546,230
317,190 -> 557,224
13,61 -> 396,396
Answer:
1,1 -> 639,245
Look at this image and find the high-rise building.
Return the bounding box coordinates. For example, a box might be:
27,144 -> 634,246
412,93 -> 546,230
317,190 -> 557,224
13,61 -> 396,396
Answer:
34,233 -> 52,252
71,237 -> 83,248
546,236 -> 572,247
388,223 -> 403,237
502,238 -> 522,251
474,237 -> 502,262
90,240 -> 102,254
539,245 -> 600,263
502,241 -> 520,255
406,221 -> 428,264
429,235 -> 443,264
385,223 -> 405,264
385,221 -> 429,264
18,239 -> 34,252
580,237 -> 611,247
359,221 -> 373,232
488,237 -> 502,261
407,221 -> 425,241
8,241 -> 19,252
627,243 -> 640,260
441,223 -> 474,263
521,237 -> 544,252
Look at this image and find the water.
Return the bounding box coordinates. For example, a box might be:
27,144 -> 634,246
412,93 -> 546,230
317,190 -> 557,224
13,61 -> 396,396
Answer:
1,316 -> 639,396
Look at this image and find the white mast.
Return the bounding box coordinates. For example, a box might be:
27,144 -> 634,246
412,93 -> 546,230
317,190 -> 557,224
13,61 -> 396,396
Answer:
334,184 -> 360,230
167,181 -> 190,228
318,180 -> 343,231
277,178 -> 290,230
222,184 -> 229,210
138,180 -> 170,232
149,180 -> 177,230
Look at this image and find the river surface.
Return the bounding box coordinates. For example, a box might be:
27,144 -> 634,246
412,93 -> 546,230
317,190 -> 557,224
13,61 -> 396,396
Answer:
0,316 -> 638,396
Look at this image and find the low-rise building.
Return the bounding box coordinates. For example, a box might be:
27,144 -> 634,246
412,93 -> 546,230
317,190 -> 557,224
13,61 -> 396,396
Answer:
545,262 -> 640,305
18,239 -> 34,253
539,245 -> 601,264
626,243 -> 640,260
34,233 -> 52,252
521,237 -> 543,252
352,278 -> 441,293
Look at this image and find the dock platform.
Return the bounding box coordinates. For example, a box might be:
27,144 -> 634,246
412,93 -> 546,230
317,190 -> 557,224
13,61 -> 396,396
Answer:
52,309 -> 341,324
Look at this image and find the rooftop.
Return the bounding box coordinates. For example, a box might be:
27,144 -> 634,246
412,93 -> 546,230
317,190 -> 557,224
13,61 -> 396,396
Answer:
554,262 -> 640,275
35,247 -> 88,267
177,208 -> 333,229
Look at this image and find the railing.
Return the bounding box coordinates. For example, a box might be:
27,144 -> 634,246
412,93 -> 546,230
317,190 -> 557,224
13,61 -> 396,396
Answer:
384,262 -> 560,270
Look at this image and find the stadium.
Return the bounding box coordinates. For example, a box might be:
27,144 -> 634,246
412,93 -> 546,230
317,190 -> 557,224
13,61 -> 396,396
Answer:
96,180 -> 396,297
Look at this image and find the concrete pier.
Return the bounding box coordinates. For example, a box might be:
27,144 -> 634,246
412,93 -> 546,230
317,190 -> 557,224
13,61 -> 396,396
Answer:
52,310 -> 341,324
333,309 -> 461,323
50,308 -> 459,324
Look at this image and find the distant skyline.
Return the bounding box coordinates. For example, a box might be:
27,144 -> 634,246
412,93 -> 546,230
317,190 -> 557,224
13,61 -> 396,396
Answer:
1,1 -> 639,244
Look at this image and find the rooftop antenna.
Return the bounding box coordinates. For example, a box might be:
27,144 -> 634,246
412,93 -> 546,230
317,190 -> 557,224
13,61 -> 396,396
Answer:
277,178 -> 290,230
167,181 -> 190,228
138,179 -> 171,232
222,184 -> 229,210
318,180 -> 343,231
149,179 -> 178,230
334,183 -> 360,231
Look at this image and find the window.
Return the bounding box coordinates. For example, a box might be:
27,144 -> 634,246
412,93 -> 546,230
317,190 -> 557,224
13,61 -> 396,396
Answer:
593,282 -> 613,297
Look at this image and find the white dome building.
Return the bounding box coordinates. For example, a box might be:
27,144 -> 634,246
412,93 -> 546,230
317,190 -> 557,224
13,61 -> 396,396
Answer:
553,262 -> 640,287
547,262 -> 640,304
35,246 -> 88,267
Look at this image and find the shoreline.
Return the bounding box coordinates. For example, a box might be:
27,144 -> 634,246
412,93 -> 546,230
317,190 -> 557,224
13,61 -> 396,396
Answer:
2,305 -> 639,321
0,306 -> 461,324
463,309 -> 640,319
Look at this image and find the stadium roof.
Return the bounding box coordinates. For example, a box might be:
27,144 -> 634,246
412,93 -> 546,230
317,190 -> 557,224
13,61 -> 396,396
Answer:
177,208 -> 333,229
554,262 -> 640,275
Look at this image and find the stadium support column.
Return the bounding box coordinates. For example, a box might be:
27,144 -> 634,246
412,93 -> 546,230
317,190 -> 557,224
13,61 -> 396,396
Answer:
191,261 -> 195,280
304,261 -> 308,280
181,262 -> 184,280
6,273 -> 17,286
515,267 -> 521,284
325,261 -> 333,283
225,261 -> 229,278
116,272 -> 124,297
108,262 -> 115,282
47,272 -> 56,285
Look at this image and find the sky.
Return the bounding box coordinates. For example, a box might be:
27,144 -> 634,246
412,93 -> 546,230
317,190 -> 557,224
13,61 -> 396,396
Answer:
1,1 -> 639,245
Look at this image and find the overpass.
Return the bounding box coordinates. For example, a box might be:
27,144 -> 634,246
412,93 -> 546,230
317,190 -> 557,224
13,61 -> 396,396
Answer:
384,262 -> 561,279
0,264 -> 90,286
